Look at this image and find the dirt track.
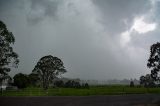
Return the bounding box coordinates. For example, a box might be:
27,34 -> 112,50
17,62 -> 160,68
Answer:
1,94 -> 160,106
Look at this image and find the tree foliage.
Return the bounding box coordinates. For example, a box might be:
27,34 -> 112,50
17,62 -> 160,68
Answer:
28,73 -> 40,87
147,42 -> 160,81
0,20 -> 19,84
13,73 -> 29,88
33,55 -> 66,89
140,74 -> 155,87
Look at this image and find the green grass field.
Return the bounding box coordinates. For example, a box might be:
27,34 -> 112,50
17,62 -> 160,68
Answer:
1,85 -> 160,96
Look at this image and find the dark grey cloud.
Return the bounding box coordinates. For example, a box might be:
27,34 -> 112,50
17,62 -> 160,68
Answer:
27,0 -> 61,24
93,0 -> 151,35
0,0 -> 159,80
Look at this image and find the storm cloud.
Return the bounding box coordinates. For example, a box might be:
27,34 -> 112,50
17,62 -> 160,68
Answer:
0,0 -> 160,80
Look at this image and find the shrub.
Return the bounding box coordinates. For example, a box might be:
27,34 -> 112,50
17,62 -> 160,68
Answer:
54,80 -> 64,87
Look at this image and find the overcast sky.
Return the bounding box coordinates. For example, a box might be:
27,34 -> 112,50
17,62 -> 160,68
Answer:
0,0 -> 160,80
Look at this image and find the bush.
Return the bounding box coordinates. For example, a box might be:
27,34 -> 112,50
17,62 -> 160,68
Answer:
54,80 -> 64,87
81,83 -> 89,89
64,80 -> 81,88
64,80 -> 72,88
84,83 -> 89,89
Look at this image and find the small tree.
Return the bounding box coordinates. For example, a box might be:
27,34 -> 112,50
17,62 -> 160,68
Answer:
0,21 -> 19,93
13,73 -> 29,88
33,55 -> 66,90
130,81 -> 134,87
140,75 -> 146,86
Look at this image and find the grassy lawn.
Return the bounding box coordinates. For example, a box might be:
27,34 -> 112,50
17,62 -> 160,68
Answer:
1,85 -> 160,96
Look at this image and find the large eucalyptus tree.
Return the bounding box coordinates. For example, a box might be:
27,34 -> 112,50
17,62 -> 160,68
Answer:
0,20 -> 19,90
33,55 -> 66,89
